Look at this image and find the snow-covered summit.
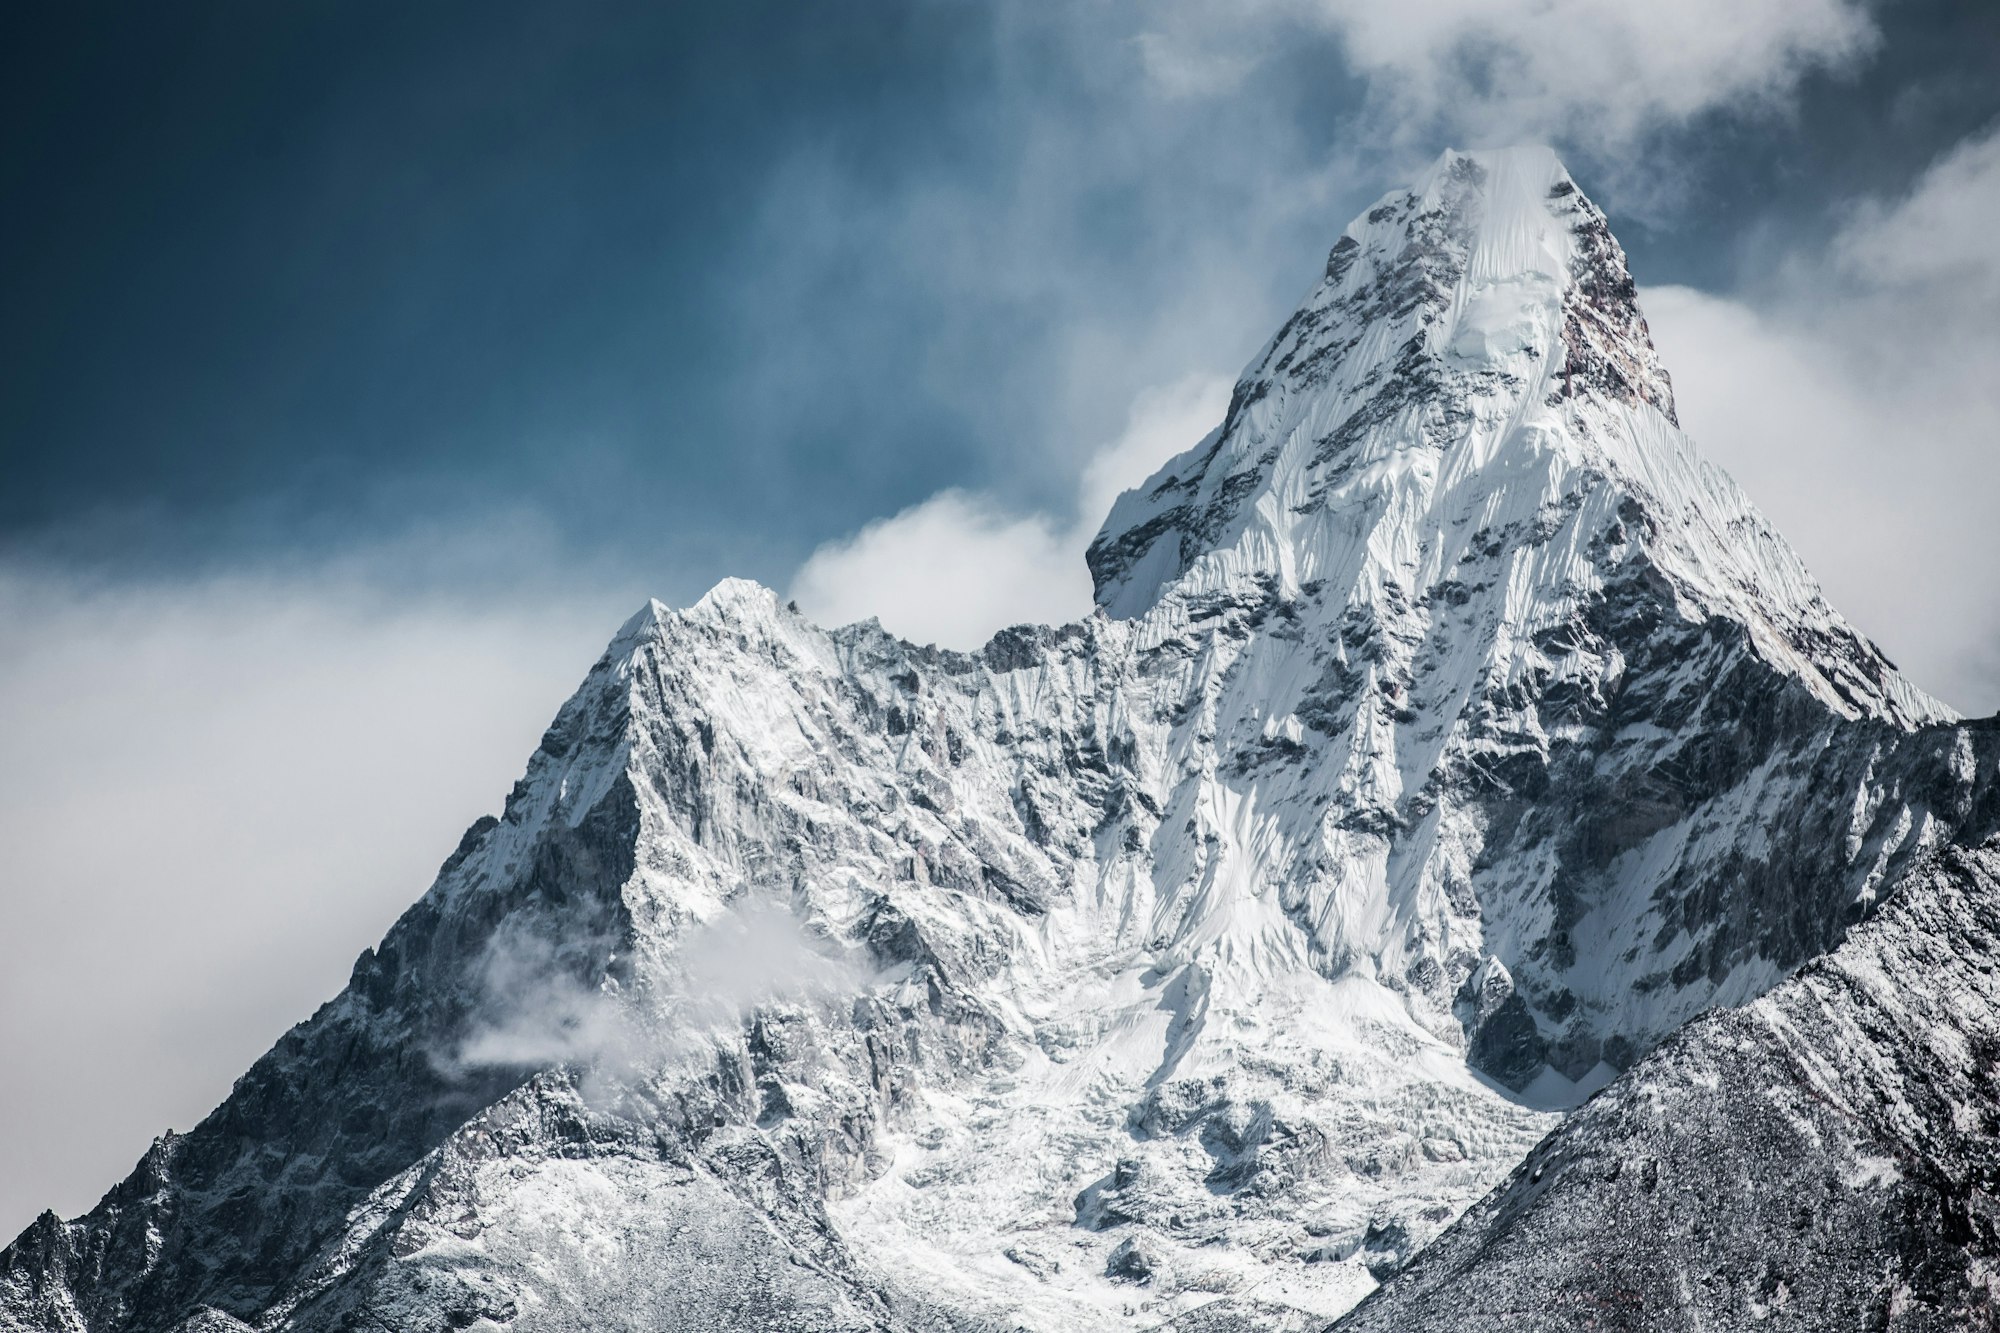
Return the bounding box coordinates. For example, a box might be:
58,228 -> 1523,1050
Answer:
1089,145 -> 1943,728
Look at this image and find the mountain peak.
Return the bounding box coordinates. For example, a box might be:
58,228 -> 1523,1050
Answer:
1083,145 -> 1944,726
1329,142 -> 1676,421
1086,146 -> 1679,620
1403,143 -> 1580,250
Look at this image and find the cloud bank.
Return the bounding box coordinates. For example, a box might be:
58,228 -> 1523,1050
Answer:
0,554 -> 626,1237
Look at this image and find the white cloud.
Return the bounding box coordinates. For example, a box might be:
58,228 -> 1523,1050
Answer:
1642,128 -> 2000,716
1834,124 -> 2000,298
0,557 -> 627,1239
1136,0 -> 1876,164
1329,0 -> 1874,143
787,492 -> 1088,650
1078,375 -> 1234,527
789,374 -> 1231,649
450,901 -> 875,1099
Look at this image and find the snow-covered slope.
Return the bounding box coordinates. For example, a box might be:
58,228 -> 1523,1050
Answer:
3,147 -> 1992,1333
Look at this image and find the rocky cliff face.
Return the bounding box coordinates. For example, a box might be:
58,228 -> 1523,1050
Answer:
3,147 -> 1992,1333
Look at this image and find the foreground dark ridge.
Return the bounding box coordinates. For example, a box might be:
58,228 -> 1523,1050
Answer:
1333,818 -> 2000,1332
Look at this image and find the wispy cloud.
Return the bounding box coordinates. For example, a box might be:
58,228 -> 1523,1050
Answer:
1832,123 -> 2000,299
450,900 -> 880,1106
1134,0 -> 1876,151
1325,0 -> 1875,145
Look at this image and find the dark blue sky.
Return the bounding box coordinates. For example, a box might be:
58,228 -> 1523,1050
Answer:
4,0 -> 1996,602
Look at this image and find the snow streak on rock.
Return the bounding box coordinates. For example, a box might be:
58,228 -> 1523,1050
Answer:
2,147 -> 1992,1333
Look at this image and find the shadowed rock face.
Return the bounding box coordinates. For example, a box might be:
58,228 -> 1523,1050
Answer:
4,148 -> 1995,1332
1332,825 -> 2000,1333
